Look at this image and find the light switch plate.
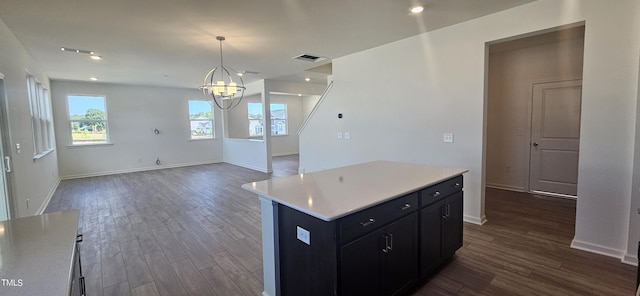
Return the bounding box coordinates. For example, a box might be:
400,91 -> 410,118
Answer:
296,226 -> 310,245
443,133 -> 454,143
337,132 -> 343,139
344,132 -> 351,139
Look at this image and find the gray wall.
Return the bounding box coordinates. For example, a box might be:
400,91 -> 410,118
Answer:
51,81 -> 223,178
486,28 -> 585,191
0,17 -> 58,217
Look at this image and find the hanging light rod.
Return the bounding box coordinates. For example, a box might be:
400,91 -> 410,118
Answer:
61,47 -> 102,60
200,36 -> 246,110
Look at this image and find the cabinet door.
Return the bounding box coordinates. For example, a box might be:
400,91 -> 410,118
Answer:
384,213 -> 418,296
420,199 -> 443,276
340,227 -> 386,296
441,192 -> 463,257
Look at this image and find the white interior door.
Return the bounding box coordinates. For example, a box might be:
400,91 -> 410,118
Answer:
529,80 -> 582,197
0,75 -> 11,221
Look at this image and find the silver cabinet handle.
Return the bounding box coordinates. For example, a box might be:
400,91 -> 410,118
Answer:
387,233 -> 393,251
431,191 -> 441,197
441,205 -> 447,218
360,218 -> 375,227
453,182 -> 460,188
4,156 -> 10,173
400,203 -> 411,210
447,204 -> 451,218
382,235 -> 389,253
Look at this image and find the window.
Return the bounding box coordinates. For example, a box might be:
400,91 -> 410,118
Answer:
247,102 -> 288,136
189,100 -> 214,139
26,74 -> 55,156
67,95 -> 109,145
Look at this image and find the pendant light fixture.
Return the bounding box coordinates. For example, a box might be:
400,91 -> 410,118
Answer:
200,36 -> 246,110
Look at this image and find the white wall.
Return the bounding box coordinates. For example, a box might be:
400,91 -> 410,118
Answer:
51,81 -> 223,178
300,0 -> 640,262
0,18 -> 59,217
270,94 -> 303,156
302,95 -> 321,120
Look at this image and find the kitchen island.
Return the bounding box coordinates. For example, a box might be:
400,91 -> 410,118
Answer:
242,160 -> 467,296
0,210 -> 83,296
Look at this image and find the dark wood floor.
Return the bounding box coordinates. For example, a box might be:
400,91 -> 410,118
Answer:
45,155 -> 637,296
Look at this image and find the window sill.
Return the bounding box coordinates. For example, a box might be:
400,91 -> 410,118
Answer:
271,134 -> 289,137
66,143 -> 114,148
33,148 -> 55,160
189,137 -> 216,141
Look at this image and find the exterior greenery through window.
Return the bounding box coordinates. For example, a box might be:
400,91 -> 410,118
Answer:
26,74 -> 55,156
189,100 -> 214,139
248,103 -> 287,137
67,95 -> 108,145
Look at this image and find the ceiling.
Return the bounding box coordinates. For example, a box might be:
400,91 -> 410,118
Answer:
0,0 -> 535,90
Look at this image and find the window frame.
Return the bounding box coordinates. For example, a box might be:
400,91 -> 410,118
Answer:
66,94 -> 110,146
188,99 -> 215,140
247,102 -> 288,136
26,74 -> 55,158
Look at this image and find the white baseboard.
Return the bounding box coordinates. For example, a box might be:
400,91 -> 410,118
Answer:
571,239 -> 630,263
623,253 -> 639,266
464,214 -> 487,225
60,160 -> 223,180
485,182 -> 525,192
223,160 -> 272,173
36,177 -> 61,215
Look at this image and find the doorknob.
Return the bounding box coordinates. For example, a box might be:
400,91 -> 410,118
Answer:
532,142 -> 539,147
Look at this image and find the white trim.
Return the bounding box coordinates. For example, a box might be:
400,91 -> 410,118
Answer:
530,190 -> 577,200
33,148 -> 55,160
0,73 -> 4,79
571,239 -> 627,261
36,178 -> 61,215
485,182 -> 525,192
464,214 -> 487,225
622,253 -> 638,266
223,160 -> 272,173
60,160 -> 223,180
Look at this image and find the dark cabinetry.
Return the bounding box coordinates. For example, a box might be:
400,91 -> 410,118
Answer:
340,213 -> 418,296
277,175 -> 463,296
70,234 -> 86,296
420,176 -> 463,277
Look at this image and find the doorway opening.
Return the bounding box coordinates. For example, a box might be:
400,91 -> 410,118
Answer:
485,24 -> 585,201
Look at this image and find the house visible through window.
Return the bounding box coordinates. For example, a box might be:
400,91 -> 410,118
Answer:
27,74 -> 55,156
247,102 -> 288,136
67,95 -> 109,145
189,100 -> 214,139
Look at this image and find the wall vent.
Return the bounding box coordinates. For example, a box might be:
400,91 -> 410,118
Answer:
293,54 -> 327,63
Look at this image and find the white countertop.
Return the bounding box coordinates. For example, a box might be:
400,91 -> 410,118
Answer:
0,210 -> 80,296
242,161 -> 468,221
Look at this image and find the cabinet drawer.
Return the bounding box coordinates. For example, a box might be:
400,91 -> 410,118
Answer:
420,175 -> 463,207
338,193 -> 418,243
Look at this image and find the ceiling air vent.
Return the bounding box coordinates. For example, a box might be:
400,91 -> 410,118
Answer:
293,54 -> 327,63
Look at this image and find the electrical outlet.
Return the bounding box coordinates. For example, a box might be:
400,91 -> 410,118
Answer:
296,226 -> 310,245
443,133 -> 454,143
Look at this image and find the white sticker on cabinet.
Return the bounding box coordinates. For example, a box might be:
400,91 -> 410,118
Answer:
296,226 -> 310,245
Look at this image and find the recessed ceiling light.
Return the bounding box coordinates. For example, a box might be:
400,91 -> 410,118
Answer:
237,73 -> 244,77
410,6 -> 424,14
90,55 -> 102,60
89,77 -> 98,81
305,78 -> 311,82
298,94 -> 302,97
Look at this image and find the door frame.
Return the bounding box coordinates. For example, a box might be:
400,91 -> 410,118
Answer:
0,72 -> 15,219
525,78 -> 583,198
